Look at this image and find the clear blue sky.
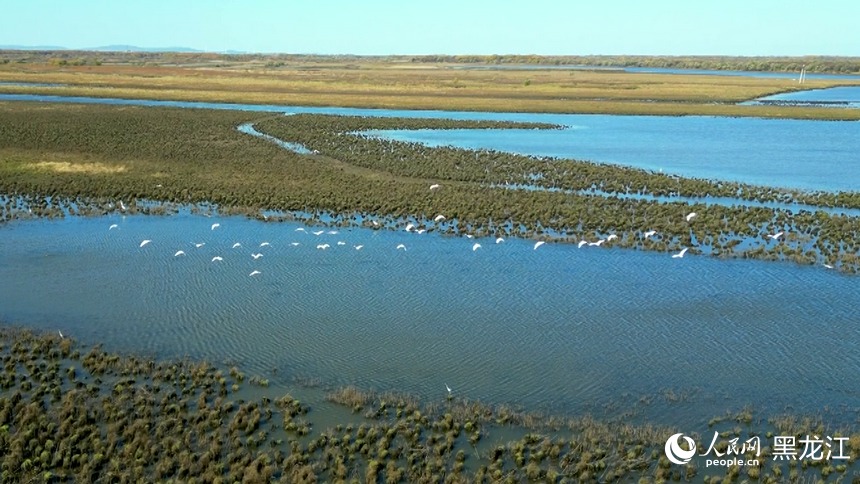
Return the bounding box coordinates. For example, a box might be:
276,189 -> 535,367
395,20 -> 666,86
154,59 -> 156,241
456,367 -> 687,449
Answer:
2,0 -> 858,56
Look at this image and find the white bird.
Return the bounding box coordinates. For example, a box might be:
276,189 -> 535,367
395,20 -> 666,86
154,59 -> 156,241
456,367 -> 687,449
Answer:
211,256 -> 223,262
295,227 -> 306,232
465,234 -> 474,239
327,230 -> 339,235
767,231 -> 784,240
372,220 -> 380,227
211,223 -> 220,230
534,241 -> 546,250
416,229 -> 426,234
249,270 -> 261,276
337,241 -> 346,246
577,240 -> 588,248
139,240 -> 151,248
643,230 -> 657,238
672,248 -> 689,259
824,264 -> 834,269
316,244 -> 330,250
685,212 -> 697,222
118,201 -> 127,211
232,242 -> 242,248
396,244 -> 407,251
260,242 -> 270,247
434,214 -> 446,222
290,242 -> 300,246
58,330 -> 64,339
496,237 -> 504,244
430,184 -> 441,190
251,253 -> 264,259
313,230 -> 325,236
607,234 -> 618,241
108,224 -> 118,230
174,250 -> 185,257
588,239 -> 605,247
472,243 -> 481,251
445,383 -> 452,394
354,245 -> 364,250
195,242 -> 205,248
405,223 -> 415,232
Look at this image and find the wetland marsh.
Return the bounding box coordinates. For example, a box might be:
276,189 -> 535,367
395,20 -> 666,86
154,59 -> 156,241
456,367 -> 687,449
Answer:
1,57 -> 859,482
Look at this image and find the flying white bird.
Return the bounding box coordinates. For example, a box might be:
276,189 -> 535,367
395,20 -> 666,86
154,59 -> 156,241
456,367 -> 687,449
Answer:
445,383 -> 452,394
496,237 -> 504,244
109,224 -> 118,230
211,223 -> 220,230
118,201 -> 127,211
577,240 -> 588,248
290,242 -> 300,246
337,241 -> 346,246
354,245 -> 364,250
405,223 -> 415,232
174,250 -> 185,257
195,242 -> 205,248
643,230 -> 657,238
685,212 -> 697,222
767,231 -> 784,240
396,244 -> 407,251
472,243 -> 481,251
434,214 -> 446,222
672,248 -> 689,259
430,184 -> 441,190
58,330 -> 64,339
139,240 -> 151,248
534,241 -> 545,250
824,264 -> 834,269
327,230 -> 339,235
372,220 -> 380,227
251,253 -> 264,259
607,234 -> 618,241
232,243 -> 242,248
211,256 -> 223,262
465,234 -> 474,239
316,244 -> 330,250
588,239 -> 605,247
416,229 -> 426,234
295,227 -> 306,232
312,230 -> 325,236
260,242 -> 270,247
249,270 -> 261,276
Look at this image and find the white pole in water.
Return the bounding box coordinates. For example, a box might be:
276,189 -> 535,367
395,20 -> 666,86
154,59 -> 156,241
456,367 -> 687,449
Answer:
799,66 -> 805,84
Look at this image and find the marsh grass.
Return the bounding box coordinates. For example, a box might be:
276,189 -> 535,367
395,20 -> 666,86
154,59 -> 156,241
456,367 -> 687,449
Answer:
1,325 -> 855,481
2,60 -> 860,119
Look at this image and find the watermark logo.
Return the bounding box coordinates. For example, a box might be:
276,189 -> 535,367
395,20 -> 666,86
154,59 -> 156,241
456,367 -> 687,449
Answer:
665,431 -> 849,468
665,433 -> 697,465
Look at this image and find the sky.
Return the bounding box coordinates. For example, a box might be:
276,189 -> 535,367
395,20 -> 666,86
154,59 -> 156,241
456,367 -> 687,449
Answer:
2,0 -> 858,56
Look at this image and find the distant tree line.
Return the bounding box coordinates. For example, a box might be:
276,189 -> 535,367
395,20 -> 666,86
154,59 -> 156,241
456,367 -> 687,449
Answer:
407,55 -> 860,74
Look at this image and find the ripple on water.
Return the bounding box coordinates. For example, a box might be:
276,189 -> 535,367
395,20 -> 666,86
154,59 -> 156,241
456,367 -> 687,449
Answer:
1,213 -> 858,427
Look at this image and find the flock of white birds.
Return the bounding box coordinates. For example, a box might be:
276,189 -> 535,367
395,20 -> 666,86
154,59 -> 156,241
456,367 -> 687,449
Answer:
119,190 -> 794,278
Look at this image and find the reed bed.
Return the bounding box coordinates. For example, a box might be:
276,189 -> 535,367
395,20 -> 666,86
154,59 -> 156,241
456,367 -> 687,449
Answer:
1,102 -> 858,272
2,326 -> 857,482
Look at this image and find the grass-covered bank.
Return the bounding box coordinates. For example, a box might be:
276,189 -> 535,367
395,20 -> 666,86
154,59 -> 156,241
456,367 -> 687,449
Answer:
2,57 -> 860,119
1,102 -> 858,272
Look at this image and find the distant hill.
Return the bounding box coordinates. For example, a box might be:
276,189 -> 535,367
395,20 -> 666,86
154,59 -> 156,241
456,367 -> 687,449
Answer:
0,44 -> 205,53
83,45 -> 204,53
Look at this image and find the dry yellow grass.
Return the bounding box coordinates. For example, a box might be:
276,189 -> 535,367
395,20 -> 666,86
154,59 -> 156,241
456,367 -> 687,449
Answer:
30,160 -> 126,175
1,61 -> 859,118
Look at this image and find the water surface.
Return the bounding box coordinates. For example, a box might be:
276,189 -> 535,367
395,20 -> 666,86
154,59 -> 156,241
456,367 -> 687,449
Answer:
1,213 -> 857,427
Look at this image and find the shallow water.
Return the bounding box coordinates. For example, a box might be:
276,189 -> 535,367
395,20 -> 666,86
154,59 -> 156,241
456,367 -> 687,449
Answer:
2,93 -> 859,192
1,213 -> 858,427
746,86 -> 860,109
